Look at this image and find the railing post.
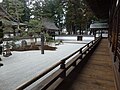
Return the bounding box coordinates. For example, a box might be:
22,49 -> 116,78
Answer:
90,41 -> 94,49
73,61 -> 76,67
79,48 -> 82,59
41,33 -> 44,54
101,30 -> 102,38
92,41 -> 94,44
60,60 -> 66,79
87,43 -> 89,51
79,48 -> 82,54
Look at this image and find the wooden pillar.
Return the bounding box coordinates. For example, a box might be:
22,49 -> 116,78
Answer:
41,33 -> 44,54
60,60 -> 66,79
114,11 -> 119,62
112,15 -> 117,52
100,29 -> 102,37
0,21 -> 3,65
93,29 -> 96,40
12,26 -> 16,37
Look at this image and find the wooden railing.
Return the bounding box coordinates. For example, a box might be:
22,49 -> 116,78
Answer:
16,36 -> 102,90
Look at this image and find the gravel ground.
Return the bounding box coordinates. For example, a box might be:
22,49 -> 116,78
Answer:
0,38 -> 93,90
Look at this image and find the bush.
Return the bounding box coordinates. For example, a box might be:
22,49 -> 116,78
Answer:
45,33 -> 54,42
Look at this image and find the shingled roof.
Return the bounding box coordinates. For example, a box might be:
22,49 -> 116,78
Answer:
90,23 -> 108,29
42,18 -> 60,31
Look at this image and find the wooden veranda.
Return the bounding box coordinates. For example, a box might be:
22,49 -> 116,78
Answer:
56,39 -> 115,90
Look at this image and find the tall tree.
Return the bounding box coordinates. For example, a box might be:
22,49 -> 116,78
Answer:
31,0 -> 65,30
65,0 -> 96,34
28,19 -> 42,43
3,0 -> 30,22
21,0 -> 31,22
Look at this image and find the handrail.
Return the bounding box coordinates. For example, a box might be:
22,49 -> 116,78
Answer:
16,61 -> 62,90
16,36 -> 101,90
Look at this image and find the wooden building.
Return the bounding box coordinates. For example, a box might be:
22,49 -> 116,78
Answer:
90,22 -> 109,38
42,18 -> 60,36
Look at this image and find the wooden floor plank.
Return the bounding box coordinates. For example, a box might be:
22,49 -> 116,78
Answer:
56,39 -> 115,90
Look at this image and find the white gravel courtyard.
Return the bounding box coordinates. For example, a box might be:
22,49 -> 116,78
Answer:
0,37 -> 94,90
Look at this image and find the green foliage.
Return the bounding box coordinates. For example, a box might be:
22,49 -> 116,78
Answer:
65,0 -> 97,34
45,33 -> 53,42
12,36 -> 20,41
3,0 -> 30,22
29,19 -> 40,27
10,41 -> 17,49
20,31 -> 28,37
28,19 -> 42,34
0,32 -> 3,38
30,0 -> 65,30
2,0 -> 97,35
0,29 -> 3,38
